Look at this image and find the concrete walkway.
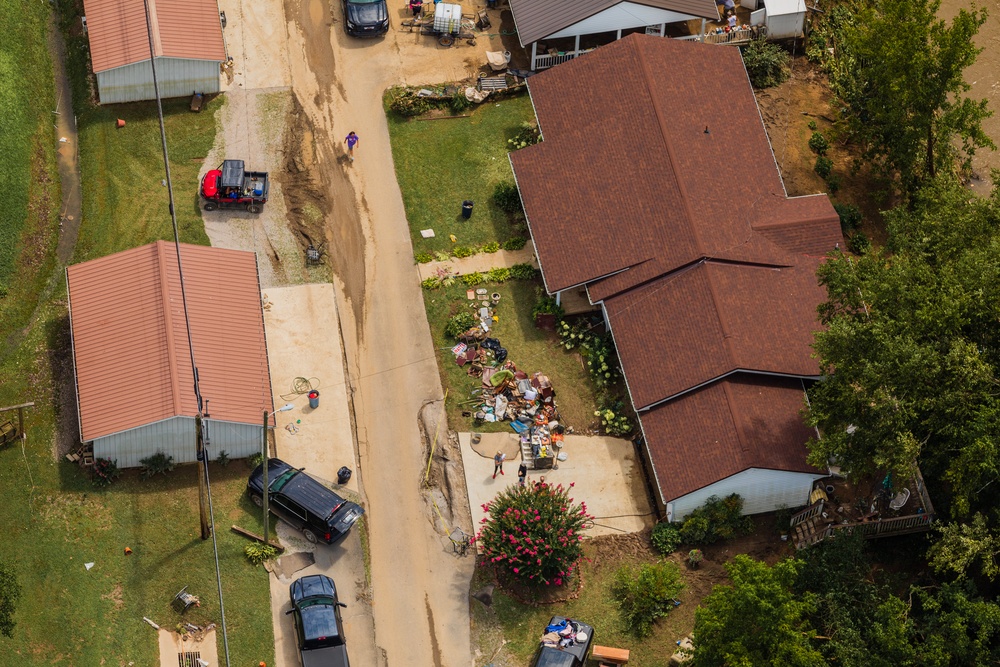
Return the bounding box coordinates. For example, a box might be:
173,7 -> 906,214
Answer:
458,433 -> 656,539
416,246 -> 539,281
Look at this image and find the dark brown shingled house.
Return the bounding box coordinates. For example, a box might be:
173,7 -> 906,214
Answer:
510,33 -> 843,520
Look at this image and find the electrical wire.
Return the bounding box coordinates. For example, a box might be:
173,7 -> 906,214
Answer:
141,1 -> 231,664
279,376 -> 322,401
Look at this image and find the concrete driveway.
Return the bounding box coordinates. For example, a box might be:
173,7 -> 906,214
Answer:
459,433 -> 657,540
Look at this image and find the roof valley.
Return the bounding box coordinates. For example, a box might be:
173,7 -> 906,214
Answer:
154,241 -> 185,417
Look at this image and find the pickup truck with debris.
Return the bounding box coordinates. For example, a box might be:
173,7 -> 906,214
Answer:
289,575 -> 351,667
531,616 -> 594,667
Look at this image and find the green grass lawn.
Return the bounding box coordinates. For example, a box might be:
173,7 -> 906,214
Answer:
386,94 -> 536,257
424,278 -> 599,433
0,0 -> 61,337
73,95 -> 219,262
472,536 -> 700,667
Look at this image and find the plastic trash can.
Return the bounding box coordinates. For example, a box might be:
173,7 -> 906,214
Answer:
462,200 -> 474,219
337,466 -> 352,485
308,390 -> 320,409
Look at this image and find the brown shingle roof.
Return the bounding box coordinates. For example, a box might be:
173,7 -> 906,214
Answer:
639,376 -> 821,503
83,0 -> 226,73
509,0 -> 720,46
607,259 -> 826,409
510,34 -> 841,299
67,241 -> 273,441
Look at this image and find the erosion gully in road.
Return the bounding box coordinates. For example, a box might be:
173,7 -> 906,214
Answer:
207,0 -> 506,664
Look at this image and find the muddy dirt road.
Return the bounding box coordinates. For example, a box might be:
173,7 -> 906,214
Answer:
271,2 -> 503,665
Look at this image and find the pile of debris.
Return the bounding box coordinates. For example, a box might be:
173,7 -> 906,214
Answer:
453,319 -> 567,468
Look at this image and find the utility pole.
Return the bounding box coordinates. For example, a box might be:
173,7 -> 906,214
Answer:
196,413 -> 211,540
262,410 -> 271,545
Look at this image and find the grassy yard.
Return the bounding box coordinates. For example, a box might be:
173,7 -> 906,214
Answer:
0,0 -> 61,338
424,278 -> 599,433
73,95 -> 219,262
386,94 -> 536,257
0,298 -> 276,666
472,533 -> 706,667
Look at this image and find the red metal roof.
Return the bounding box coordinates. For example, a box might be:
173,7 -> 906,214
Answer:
639,376 -> 822,503
510,34 -> 841,300
83,0 -> 226,73
607,258 -> 827,410
509,0 -> 720,46
67,241 -> 273,441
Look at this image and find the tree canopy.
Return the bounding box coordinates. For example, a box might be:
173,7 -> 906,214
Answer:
805,178 -> 1000,518
692,555 -> 823,666
829,0 -> 992,195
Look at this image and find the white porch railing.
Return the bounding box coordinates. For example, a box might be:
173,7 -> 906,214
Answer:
702,25 -> 767,45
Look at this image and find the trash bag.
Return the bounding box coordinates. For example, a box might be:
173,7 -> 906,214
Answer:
495,347 -> 508,364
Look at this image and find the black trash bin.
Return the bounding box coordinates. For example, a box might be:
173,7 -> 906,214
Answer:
462,200 -> 474,219
337,466 -> 352,485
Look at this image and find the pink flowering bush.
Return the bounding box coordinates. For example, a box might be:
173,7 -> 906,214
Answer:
474,481 -> 593,587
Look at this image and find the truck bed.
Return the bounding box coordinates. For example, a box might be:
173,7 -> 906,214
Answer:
300,644 -> 350,667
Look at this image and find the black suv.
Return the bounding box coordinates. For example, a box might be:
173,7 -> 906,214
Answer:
342,0 -> 388,36
247,459 -> 364,544
288,574 -> 351,667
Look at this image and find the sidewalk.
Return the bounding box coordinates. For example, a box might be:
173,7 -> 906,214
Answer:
416,246 -> 538,281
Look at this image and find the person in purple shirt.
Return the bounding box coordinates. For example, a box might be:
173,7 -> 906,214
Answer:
345,131 -> 359,162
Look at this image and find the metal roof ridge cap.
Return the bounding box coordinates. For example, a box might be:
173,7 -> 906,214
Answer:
633,37 -> 706,258
155,240 -> 184,416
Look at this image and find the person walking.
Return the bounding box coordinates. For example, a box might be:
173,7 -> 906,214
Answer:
345,131 -> 359,162
493,451 -> 506,479
409,0 -> 423,17
517,462 -> 527,487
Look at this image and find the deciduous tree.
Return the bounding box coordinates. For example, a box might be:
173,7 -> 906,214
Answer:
830,0 -> 992,195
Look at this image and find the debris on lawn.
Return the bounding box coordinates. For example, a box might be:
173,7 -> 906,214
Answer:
453,314 -> 567,470
143,616 -> 160,630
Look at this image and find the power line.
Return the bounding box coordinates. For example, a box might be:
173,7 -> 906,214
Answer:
141,1 -> 231,664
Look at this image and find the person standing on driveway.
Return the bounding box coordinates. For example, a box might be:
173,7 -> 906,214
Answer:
345,131 -> 359,161
517,462 -> 527,487
493,451 -> 506,479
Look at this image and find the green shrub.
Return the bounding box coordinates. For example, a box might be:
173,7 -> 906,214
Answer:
92,458 -> 121,487
502,237 -> 527,251
531,291 -> 565,321
140,451 -> 175,478
462,272 -> 486,286
245,542 -> 278,566
678,494 -> 752,545
452,245 -> 476,259
595,399 -> 633,437
509,263 -> 538,281
450,90 -> 471,113
492,181 -> 524,215
847,231 -> 871,254
826,174 -> 841,194
445,311 -> 477,338
814,155 -> 834,179
507,121 -> 540,150
433,251 -> 451,262
651,522 -> 683,555
386,86 -> 432,117
808,131 -> 829,155
481,241 -> 500,254
583,334 -> 621,390
741,39 -> 790,88
247,452 -> 264,469
486,267 -> 511,283
611,562 -> 684,638
216,450 -> 230,467
415,252 -> 434,264
808,119 -> 818,130
421,277 -> 442,290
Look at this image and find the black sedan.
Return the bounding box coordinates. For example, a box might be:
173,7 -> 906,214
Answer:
288,574 -> 351,667
342,0 -> 388,37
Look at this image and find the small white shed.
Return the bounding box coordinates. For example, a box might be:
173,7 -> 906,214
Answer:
742,0 -> 807,40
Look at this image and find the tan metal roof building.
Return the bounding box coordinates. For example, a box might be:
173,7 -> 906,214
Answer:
67,241 -> 273,466
82,0 -> 226,103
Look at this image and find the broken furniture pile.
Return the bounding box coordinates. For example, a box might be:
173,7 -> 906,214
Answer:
453,330 -> 565,469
